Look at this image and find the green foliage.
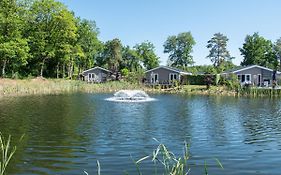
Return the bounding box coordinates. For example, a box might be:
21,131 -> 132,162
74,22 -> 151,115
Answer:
134,41 -> 159,70
0,134 -> 16,175
121,68 -> 129,76
99,38 -> 122,73
207,33 -> 233,68
27,0 -> 78,77
164,32 -> 196,68
121,46 -> 142,72
274,38 -> 281,71
240,33 -> 277,69
76,18 -> 102,72
124,70 -> 144,84
185,65 -> 218,75
219,73 -> 241,90
182,75 -> 209,85
0,0 -> 30,77
204,74 -> 214,89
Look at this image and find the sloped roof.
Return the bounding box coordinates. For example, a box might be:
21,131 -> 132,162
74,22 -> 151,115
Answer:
145,66 -> 192,75
82,66 -> 112,74
222,65 -> 281,74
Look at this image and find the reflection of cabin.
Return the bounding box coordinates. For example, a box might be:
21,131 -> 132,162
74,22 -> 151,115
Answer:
144,66 -> 192,85
82,67 -> 112,83
221,65 -> 281,87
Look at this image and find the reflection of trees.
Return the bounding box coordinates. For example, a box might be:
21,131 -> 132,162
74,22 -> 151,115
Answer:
203,96 -> 243,146
238,98 -> 281,145
1,94 -> 96,174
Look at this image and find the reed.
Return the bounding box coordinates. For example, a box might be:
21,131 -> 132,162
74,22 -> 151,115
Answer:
0,78 -> 153,97
120,139 -> 222,175
239,87 -> 281,97
0,134 -> 16,175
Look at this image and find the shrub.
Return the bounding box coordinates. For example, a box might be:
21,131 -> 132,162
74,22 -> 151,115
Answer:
124,70 -> 144,84
219,73 -> 241,90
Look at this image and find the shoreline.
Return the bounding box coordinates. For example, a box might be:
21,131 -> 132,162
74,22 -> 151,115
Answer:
0,78 -> 280,98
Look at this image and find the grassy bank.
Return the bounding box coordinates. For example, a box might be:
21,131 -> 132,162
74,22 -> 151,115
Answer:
0,78 -> 231,97
1,78 -> 281,97
0,78 -> 157,97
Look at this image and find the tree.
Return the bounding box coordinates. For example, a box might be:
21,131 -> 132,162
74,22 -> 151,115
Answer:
27,0 -> 77,77
274,38 -> 281,71
76,18 -> 102,74
100,39 -> 122,74
163,32 -> 195,68
0,0 -> 29,77
134,41 -> 159,70
206,33 -> 232,68
121,46 -> 142,72
240,33 -> 277,69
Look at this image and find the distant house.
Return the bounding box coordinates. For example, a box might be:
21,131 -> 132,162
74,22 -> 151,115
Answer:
221,65 -> 281,87
144,66 -> 192,85
82,67 -> 112,83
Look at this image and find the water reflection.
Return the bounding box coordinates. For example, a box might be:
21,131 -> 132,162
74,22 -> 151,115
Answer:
0,94 -> 281,174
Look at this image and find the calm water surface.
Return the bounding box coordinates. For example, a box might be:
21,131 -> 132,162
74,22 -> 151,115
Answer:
1,93 -> 281,174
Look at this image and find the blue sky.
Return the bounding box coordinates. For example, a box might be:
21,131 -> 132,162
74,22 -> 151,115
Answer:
59,0 -> 281,66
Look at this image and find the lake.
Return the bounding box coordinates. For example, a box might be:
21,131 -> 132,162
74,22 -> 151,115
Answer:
1,93 -> 281,174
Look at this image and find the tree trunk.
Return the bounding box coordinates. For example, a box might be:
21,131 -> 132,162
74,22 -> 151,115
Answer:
67,63 -> 71,79
40,58 -> 46,77
70,62 -> 74,80
78,65 -> 81,76
62,63 -> 65,79
1,59 -> 7,77
56,63 -> 60,79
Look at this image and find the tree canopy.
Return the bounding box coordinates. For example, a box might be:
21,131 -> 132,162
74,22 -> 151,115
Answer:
207,33 -> 232,69
274,38 -> 281,71
134,41 -> 159,70
163,32 -> 195,68
240,33 -> 277,69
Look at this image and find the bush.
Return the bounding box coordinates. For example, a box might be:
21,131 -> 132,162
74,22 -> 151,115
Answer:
121,68 -> 129,77
219,73 -> 241,90
124,70 -> 144,84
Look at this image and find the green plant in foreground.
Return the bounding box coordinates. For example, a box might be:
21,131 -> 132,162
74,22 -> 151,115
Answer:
0,134 -> 16,175
134,139 -> 190,175
85,139 -> 223,175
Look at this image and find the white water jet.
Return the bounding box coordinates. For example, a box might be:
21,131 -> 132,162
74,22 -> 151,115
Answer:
105,90 -> 156,102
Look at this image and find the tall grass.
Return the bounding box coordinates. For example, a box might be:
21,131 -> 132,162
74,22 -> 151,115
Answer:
239,87 -> 281,97
87,139 -> 223,175
0,79 -> 153,97
0,134 -> 16,175
133,139 -> 190,175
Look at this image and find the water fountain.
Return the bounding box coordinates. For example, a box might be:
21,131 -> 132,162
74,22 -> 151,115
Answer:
105,90 -> 156,102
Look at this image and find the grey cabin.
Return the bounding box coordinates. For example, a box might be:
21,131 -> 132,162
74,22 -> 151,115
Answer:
222,65 -> 281,87
82,67 -> 112,83
144,66 -> 192,85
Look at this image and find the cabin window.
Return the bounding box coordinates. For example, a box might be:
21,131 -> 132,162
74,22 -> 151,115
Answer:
151,73 -> 159,83
170,73 -> 177,81
241,75 -> 245,82
89,73 -> 95,79
246,74 -> 251,82
154,74 -> 158,82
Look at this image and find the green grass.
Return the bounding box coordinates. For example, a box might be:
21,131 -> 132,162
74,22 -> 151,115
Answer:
0,78 -> 153,97
2,78 -> 280,97
0,134 -> 16,175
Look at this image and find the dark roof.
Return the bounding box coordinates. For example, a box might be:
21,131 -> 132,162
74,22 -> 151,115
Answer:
222,65 -> 281,74
145,66 -> 192,75
82,66 -> 112,74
